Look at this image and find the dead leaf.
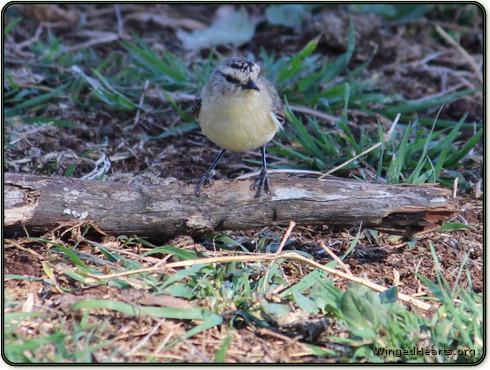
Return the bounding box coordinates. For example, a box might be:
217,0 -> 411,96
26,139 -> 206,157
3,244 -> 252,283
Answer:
118,289 -> 195,309
22,292 -> 36,312
138,293 -> 195,309
177,6 -> 255,50
19,4 -> 80,25
7,67 -> 45,86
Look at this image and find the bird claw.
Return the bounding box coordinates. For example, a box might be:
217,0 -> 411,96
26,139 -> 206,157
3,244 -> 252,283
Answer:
250,168 -> 271,198
195,172 -> 213,197
195,149 -> 226,198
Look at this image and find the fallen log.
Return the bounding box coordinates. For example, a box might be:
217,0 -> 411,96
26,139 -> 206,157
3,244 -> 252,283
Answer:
4,172 -> 459,239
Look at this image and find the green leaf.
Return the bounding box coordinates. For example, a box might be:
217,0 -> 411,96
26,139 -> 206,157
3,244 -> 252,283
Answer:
277,36 -> 319,83
386,124 -> 412,184
41,261 -> 56,281
142,245 -> 199,260
338,84 -> 359,151
445,128 -> 482,167
414,272 -> 444,301
4,312 -> 45,323
5,83 -> 68,117
64,146 -> 100,177
71,299 -> 212,320
437,222 -> 473,231
91,244 -> 119,262
159,264 -> 207,290
379,286 -> 398,304
5,332 -> 69,352
214,333 -> 232,363
55,245 -> 87,267
343,227 -> 362,257
305,343 -> 338,357
122,38 -> 189,84
142,306 -> 208,319
297,60 -> 330,92
279,269 -> 327,298
433,115 -> 466,178
261,301 -> 291,316
384,89 -> 481,116
20,116 -> 78,127
345,53 -> 375,80
406,111 -> 439,184
165,311 -> 223,350
292,290 -> 319,315
340,289 -> 377,337
61,268 -> 95,284
91,69 -> 138,111
4,17 -> 22,36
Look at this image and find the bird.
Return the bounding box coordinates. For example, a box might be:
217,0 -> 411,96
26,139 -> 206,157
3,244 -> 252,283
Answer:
191,57 -> 285,198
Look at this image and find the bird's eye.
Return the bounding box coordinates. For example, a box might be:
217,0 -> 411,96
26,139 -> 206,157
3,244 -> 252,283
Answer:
220,72 -> 240,85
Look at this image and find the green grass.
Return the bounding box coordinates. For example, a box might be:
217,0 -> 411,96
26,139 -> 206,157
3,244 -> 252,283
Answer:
5,20 -> 482,189
4,233 -> 483,363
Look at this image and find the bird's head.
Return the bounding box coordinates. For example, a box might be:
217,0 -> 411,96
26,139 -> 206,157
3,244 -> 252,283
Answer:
213,57 -> 261,92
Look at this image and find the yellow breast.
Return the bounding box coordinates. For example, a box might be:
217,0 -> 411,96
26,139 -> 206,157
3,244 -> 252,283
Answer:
199,90 -> 278,152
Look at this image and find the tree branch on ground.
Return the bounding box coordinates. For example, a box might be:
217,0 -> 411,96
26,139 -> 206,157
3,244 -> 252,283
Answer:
5,172 -> 459,239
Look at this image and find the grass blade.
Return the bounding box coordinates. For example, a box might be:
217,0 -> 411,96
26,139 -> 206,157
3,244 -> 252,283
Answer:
5,84 -> 68,116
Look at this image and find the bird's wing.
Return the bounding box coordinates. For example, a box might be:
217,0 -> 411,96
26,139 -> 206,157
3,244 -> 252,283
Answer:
262,78 -> 285,130
191,90 -> 202,119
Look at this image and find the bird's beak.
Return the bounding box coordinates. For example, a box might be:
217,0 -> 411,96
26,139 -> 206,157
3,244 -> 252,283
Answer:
243,80 -> 260,91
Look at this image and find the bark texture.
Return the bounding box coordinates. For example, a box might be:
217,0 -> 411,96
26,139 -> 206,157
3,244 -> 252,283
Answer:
4,172 -> 460,239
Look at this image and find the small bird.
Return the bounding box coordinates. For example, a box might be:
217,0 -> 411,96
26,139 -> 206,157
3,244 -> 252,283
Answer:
192,57 -> 285,198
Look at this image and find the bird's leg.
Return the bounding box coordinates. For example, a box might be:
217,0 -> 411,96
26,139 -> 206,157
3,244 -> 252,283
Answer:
195,149 -> 226,197
251,145 -> 271,198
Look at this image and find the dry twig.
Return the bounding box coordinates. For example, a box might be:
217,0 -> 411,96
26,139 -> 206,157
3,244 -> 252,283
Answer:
319,241 -> 353,276
289,104 -> 338,126
85,251 -> 433,311
276,220 -> 296,254
133,79 -> 150,127
435,25 -> 482,84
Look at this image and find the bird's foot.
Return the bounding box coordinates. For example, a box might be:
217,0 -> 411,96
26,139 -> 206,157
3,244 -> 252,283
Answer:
195,172 -> 213,197
250,168 -> 271,198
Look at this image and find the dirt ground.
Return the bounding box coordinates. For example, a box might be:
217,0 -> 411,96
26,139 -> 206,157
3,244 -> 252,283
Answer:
3,3 -> 483,363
